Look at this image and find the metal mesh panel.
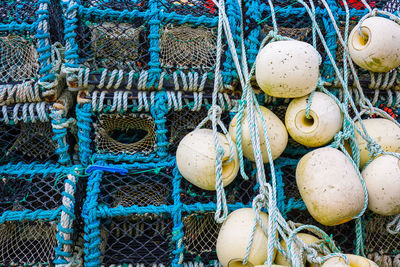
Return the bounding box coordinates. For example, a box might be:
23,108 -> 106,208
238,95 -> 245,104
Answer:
99,169 -> 173,208
0,35 -> 39,84
0,0 -> 40,24
160,24 -> 218,72
94,113 -> 157,155
0,220 -> 58,266
77,19 -> 150,72
0,122 -> 57,165
100,214 -> 174,266
183,212 -> 221,263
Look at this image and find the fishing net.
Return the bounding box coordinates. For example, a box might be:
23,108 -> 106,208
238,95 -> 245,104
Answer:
160,24 -> 218,72
165,105 -> 233,152
0,220 -> 58,266
100,214 -> 174,266
182,212 -> 221,262
94,113 -> 157,155
365,213 -> 400,266
180,169 -> 256,205
78,20 -> 149,73
0,0 -> 40,24
81,0 -> 147,12
0,35 -> 39,84
99,169 -> 173,208
0,122 -> 57,165
157,0 -> 217,17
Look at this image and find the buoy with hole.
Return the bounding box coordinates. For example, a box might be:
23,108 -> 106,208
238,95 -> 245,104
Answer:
296,147 -> 365,226
321,254 -> 378,267
285,92 -> 342,147
229,106 -> 288,163
216,208 -> 275,267
348,17 -> 400,72
255,40 -> 320,98
362,155 -> 400,216
354,118 -> 400,168
176,129 -> 239,190
275,233 -> 323,267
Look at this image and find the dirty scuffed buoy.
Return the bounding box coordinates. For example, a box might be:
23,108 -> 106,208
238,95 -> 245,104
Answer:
275,233 -> 322,267
348,17 -> 400,72
354,118 -> 400,168
296,147 -> 365,226
321,254 -> 378,267
216,208 -> 274,267
255,40 -> 320,98
229,106 -> 288,163
176,129 -> 239,190
285,92 -> 343,147
362,155 -> 400,216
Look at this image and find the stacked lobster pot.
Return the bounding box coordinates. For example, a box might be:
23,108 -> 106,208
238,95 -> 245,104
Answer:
0,0 -> 79,266
62,0 -> 260,265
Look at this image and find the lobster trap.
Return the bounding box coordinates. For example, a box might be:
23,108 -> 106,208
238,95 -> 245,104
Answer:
0,164 -> 79,266
0,0 -> 65,102
63,0 -> 242,94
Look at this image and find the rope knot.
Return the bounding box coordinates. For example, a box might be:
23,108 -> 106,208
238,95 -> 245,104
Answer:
366,141 -> 383,158
208,105 -> 223,120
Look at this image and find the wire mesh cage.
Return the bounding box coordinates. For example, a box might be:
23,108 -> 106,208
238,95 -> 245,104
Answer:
0,167 -> 79,266
63,0 -> 241,93
0,0 -> 65,102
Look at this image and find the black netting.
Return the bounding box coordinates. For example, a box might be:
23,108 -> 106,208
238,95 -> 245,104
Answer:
94,113 -> 157,156
165,105 -> 233,153
182,212 -> 221,263
76,18 -> 150,73
0,220 -> 58,266
100,214 -> 174,266
0,0 -> 39,24
0,122 -> 58,165
157,0 -> 217,18
0,172 -> 64,213
180,170 -> 256,205
48,0 -> 65,45
99,168 -> 173,208
81,0 -> 148,12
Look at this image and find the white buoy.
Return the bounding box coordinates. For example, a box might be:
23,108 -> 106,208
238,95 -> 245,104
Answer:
354,118 -> 400,168
285,92 -> 342,147
216,208 -> 275,267
362,155 -> 400,216
321,254 -> 378,267
255,40 -> 320,98
348,17 -> 400,72
229,106 -> 288,163
176,129 -> 239,190
296,147 -> 365,226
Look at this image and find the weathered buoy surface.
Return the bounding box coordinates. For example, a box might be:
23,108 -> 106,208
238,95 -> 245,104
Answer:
229,106 -> 288,163
362,155 -> 400,216
296,147 -> 365,226
275,233 -> 321,267
176,129 -> 239,190
348,17 -> 400,72
216,208 -> 274,267
321,254 -> 378,267
285,92 -> 342,147
354,118 -> 400,168
255,40 -> 320,98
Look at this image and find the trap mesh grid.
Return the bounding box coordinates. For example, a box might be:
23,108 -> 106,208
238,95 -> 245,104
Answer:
0,0 -> 64,101
63,0 -> 241,92
0,164 -> 79,266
